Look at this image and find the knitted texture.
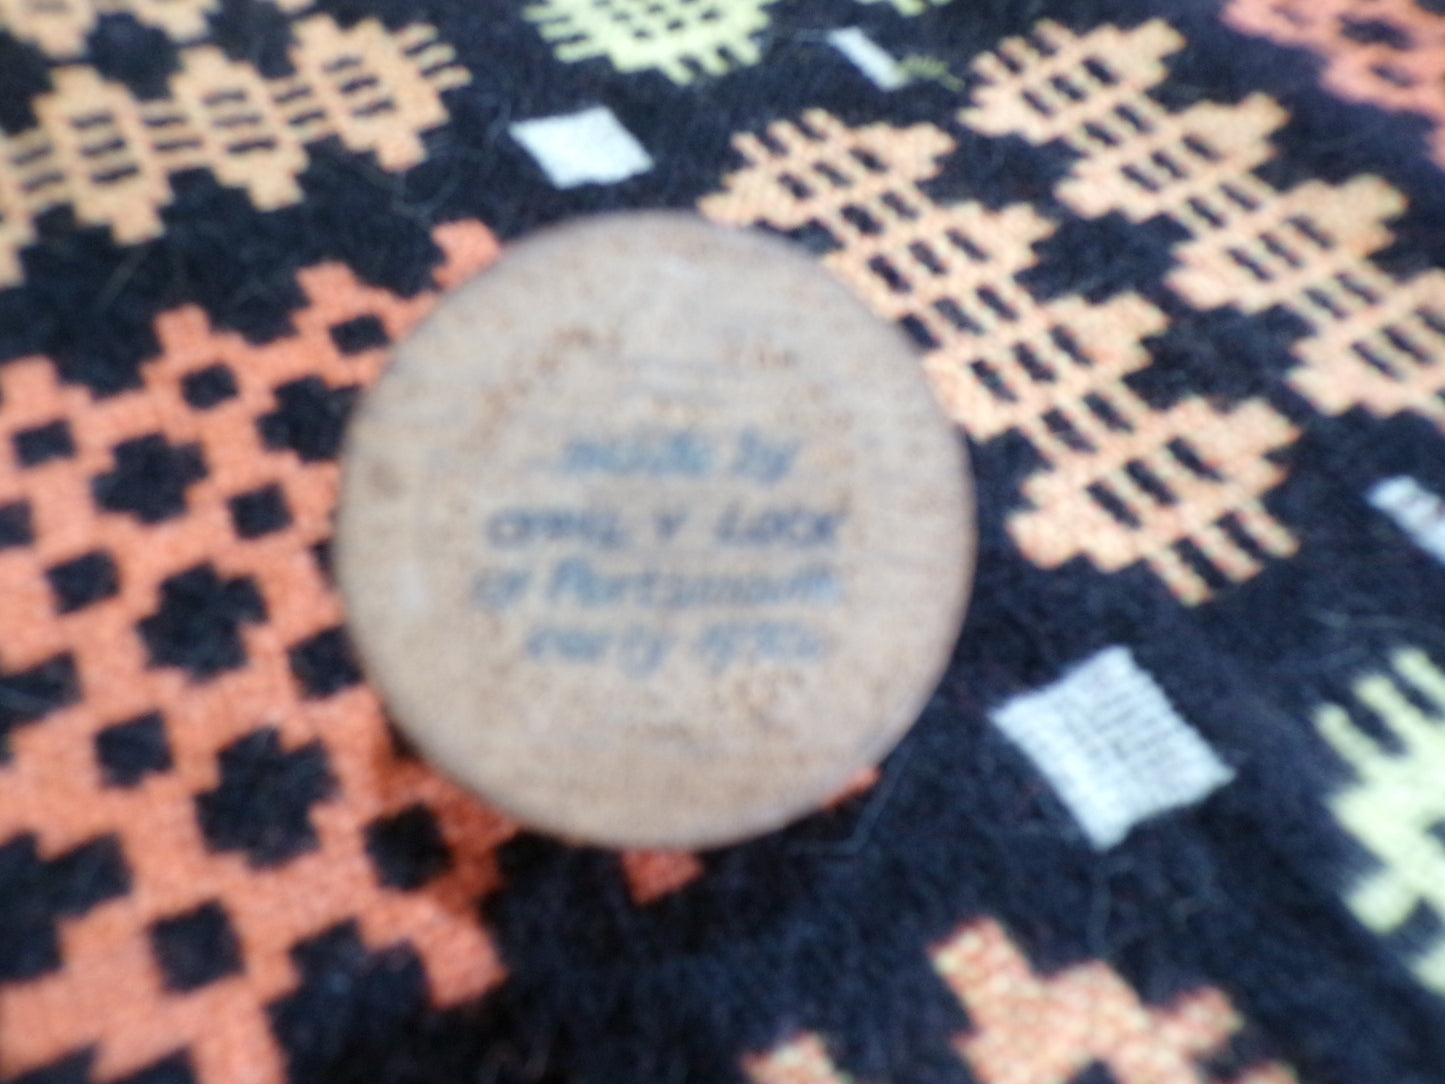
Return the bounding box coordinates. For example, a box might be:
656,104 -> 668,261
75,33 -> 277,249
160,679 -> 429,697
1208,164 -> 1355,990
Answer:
2,1 -> 1445,1083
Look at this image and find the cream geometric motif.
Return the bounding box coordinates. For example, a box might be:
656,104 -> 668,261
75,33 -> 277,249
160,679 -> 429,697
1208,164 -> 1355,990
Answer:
0,220 -> 511,1084
963,18 -> 1445,437
700,108 -> 1297,604
523,0 -> 776,83
0,0 -> 306,58
1315,649 -> 1445,998
0,14 -> 467,287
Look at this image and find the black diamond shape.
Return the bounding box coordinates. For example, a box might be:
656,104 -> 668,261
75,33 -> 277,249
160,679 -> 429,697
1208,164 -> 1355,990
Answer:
95,712 -> 171,787
138,565 -> 266,679
288,626 -> 363,698
93,435 -> 207,523
7,1051 -> 92,1084
46,551 -> 120,614
0,501 -> 33,548
268,923 -> 428,1084
115,1054 -> 196,1084
14,420 -> 75,466
365,805 -> 452,890
311,539 -> 332,577
228,484 -> 292,539
0,655 -> 80,761
149,900 -> 243,991
257,378 -> 359,462
329,315 -> 390,355
181,364 -> 239,410
88,12 -> 178,97
196,728 -> 335,867
0,834 -> 129,983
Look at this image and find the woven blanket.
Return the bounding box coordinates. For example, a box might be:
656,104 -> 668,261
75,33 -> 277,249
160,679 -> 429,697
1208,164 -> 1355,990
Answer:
2,0 -> 1444,1081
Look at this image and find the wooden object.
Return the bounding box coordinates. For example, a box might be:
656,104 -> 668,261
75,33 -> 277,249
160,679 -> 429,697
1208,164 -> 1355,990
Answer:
336,212 -> 975,848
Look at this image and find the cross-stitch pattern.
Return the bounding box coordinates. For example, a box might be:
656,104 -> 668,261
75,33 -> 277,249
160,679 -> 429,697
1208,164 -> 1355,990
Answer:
0,14 -> 467,288
747,918 -> 1296,1084
963,18 -> 1445,438
701,107 -> 1297,604
523,0 -> 775,83
0,220 -> 513,1082
1226,0 -> 1445,172
1315,649 -> 1445,999
3,1 -> 1445,1082
0,0 -> 312,59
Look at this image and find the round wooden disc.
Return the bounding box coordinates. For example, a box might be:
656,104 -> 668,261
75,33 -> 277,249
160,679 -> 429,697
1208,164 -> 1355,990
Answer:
336,212 -> 975,849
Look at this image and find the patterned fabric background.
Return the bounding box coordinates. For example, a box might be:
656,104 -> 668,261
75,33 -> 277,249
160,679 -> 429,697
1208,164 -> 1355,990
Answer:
2,0 -> 1445,1081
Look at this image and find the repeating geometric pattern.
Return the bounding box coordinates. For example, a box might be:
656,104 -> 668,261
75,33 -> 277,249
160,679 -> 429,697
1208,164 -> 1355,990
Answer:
963,19 -> 1445,438
700,100 -> 1298,604
0,13 -> 467,288
0,221 -> 514,1083
748,918 -> 1296,1084
1226,0 -> 1445,172
4,1 -> 1445,1082
522,0 -> 776,83
1315,649 -> 1445,999
0,0 -> 306,58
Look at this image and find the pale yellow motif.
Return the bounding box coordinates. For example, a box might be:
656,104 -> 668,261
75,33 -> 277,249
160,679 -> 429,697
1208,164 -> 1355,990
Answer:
0,14 -> 468,288
745,919 -> 1296,1084
1316,649 -> 1445,999
524,0 -> 774,83
857,0 -> 952,15
700,109 -> 1297,604
963,17 -> 1445,437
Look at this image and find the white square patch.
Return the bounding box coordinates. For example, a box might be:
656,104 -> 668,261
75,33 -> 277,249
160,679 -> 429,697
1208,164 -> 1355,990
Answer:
1370,476 -> 1445,566
991,646 -> 1234,849
828,28 -> 907,90
510,106 -> 654,188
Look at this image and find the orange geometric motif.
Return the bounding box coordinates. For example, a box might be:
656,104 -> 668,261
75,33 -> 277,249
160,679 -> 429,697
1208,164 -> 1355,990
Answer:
0,14 -> 468,288
963,17 -> 1445,436
1226,0 -> 1445,172
746,918 -> 1296,1084
700,109 -> 1297,604
621,849 -> 705,904
933,919 -> 1298,1084
0,220 -> 514,1084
